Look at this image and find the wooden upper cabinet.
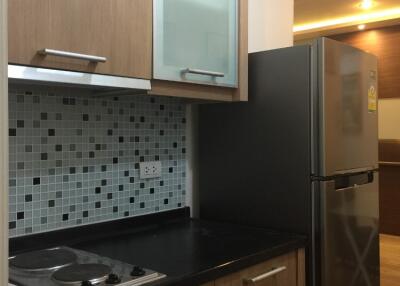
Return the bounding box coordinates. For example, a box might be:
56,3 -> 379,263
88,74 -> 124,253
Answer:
153,0 -> 239,87
9,0 -> 247,101
8,0 -> 152,79
151,0 -> 248,102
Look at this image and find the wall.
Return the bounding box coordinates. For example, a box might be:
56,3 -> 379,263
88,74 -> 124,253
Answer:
248,0 -> 294,53
378,97 -> 400,235
379,99 -> 400,140
0,0 -> 8,284
8,85 -> 187,237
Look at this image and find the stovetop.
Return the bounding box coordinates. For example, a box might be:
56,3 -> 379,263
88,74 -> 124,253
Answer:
9,247 -> 166,286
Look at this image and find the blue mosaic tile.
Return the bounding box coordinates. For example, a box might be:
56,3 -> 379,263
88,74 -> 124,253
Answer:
8,86 -> 187,237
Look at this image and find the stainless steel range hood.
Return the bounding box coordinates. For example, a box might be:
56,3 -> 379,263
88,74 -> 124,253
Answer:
8,65 -> 151,93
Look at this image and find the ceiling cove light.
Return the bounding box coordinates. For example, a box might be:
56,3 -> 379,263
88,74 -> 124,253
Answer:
294,7 -> 400,33
358,24 -> 366,30
359,0 -> 374,10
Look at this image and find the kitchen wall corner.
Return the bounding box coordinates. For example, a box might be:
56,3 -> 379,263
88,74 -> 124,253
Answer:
0,0 -> 9,284
248,0 -> 294,52
185,104 -> 199,218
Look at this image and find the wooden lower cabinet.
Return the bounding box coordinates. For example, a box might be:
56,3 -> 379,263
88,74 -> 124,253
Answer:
201,249 -> 305,286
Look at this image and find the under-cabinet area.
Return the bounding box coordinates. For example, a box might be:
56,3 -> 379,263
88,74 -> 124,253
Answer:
8,85 -> 187,236
6,79 -> 306,286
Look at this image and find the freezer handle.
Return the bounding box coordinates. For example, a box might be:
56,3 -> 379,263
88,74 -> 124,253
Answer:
336,184 -> 362,192
331,171 -> 375,192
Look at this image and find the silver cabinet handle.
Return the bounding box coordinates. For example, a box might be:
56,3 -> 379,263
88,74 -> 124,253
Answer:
182,68 -> 224,77
38,49 -> 107,63
243,266 -> 287,284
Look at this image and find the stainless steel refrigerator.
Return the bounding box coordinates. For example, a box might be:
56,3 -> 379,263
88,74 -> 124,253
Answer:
198,38 -> 380,286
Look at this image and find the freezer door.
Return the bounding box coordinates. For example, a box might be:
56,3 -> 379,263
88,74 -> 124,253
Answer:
316,38 -> 378,176
319,172 -> 380,286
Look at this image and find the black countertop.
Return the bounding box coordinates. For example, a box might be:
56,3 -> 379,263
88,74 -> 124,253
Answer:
73,220 -> 306,285
10,208 -> 307,286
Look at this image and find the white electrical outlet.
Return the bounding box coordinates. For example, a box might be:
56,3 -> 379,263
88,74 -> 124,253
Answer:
139,161 -> 162,179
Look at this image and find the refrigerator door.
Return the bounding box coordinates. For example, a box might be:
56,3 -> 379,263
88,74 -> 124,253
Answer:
316,38 -> 378,177
319,172 -> 380,286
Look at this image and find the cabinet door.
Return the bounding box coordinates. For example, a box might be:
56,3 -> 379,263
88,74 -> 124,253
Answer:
153,0 -> 238,87
9,0 -> 152,79
215,252 -> 298,286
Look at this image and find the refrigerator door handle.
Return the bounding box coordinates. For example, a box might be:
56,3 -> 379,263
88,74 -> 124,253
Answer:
332,171 -> 375,192
336,184 -> 362,192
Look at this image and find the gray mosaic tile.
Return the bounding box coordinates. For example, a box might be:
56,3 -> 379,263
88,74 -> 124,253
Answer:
8,86 -> 187,237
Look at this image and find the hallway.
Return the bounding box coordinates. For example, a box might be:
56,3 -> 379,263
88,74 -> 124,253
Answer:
381,234 -> 400,286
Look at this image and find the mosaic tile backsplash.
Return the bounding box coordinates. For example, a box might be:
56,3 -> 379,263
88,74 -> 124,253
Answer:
8,86 -> 187,237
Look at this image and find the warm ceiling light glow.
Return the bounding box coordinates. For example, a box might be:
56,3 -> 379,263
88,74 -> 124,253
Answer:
358,24 -> 366,30
294,7 -> 400,33
360,0 -> 374,10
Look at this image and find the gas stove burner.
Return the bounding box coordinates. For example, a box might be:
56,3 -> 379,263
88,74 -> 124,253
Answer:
52,263 -> 112,285
9,248 -> 77,272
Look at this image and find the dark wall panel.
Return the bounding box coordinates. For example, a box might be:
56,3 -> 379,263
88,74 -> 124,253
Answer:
379,140 -> 400,235
331,25 -> 400,99
199,46 -> 312,235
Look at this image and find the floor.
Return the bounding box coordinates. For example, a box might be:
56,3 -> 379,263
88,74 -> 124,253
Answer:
381,234 -> 400,286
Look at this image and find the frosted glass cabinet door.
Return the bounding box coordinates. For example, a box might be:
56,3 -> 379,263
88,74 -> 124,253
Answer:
153,0 -> 238,87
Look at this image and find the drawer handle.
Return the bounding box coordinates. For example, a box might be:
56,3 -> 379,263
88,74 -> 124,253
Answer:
38,49 -> 107,63
182,68 -> 225,78
243,266 -> 287,284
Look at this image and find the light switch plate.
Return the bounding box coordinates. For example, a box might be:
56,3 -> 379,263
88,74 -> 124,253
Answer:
139,161 -> 162,179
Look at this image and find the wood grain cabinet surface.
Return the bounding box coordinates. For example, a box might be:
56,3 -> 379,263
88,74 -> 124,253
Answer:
150,0 -> 248,102
9,0 -> 152,79
153,0 -> 239,88
200,249 -> 305,286
9,0 -> 247,102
